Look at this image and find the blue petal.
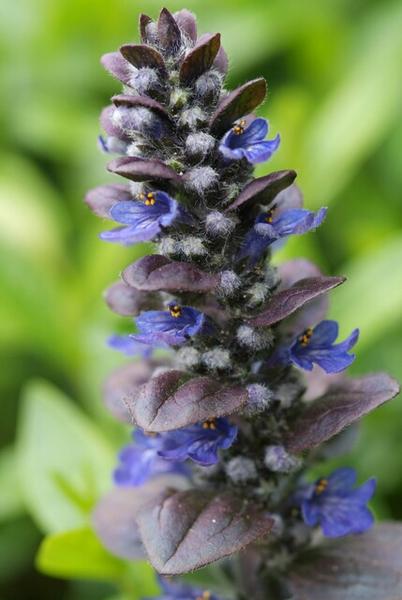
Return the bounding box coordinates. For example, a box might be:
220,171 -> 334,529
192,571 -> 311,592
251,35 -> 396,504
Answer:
107,334 -> 152,357
273,207 -> 326,238
327,467 -> 357,492
334,328 -> 360,353
219,141 -> 246,161
301,499 -> 320,526
244,135 -> 281,164
302,348 -> 356,373
240,118 -> 269,145
100,222 -> 161,244
308,320 -> 339,347
349,477 -> 377,503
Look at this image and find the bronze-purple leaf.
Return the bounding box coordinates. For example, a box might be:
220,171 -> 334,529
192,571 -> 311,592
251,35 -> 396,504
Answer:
139,14 -> 153,43
93,476 -> 189,560
136,489 -> 274,575
209,78 -> 267,135
85,184 -> 131,219
179,33 -> 221,83
100,106 -> 125,138
214,45 -> 229,75
131,370 -> 249,432
287,523 -> 402,600
226,170 -> 297,212
100,52 -> 131,85
157,8 -> 182,54
107,157 -> 182,186
248,276 -> 345,327
119,44 -> 166,74
173,9 -> 197,42
285,373 -> 400,454
103,360 -> 158,423
111,94 -> 171,121
104,281 -> 158,317
122,255 -> 220,293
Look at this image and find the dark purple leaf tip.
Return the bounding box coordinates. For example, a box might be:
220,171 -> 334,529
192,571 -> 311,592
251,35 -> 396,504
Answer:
226,170 -> 297,212
248,276 -> 345,327
119,44 -> 166,74
285,373 -> 400,453
111,94 -> 171,121
157,8 -> 182,54
107,157 -> 182,185
100,52 -> 131,85
210,78 -> 267,135
122,255 -> 220,293
179,33 -> 221,83
84,184 -> 131,219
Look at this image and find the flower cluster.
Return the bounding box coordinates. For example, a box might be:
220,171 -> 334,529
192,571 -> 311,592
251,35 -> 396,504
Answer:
87,8 -> 400,599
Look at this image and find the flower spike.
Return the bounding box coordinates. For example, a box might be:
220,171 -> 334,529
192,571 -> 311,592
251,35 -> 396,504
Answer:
87,6 -> 400,594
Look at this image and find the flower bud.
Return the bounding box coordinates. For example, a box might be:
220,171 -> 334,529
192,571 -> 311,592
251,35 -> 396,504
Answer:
178,106 -> 208,130
206,212 -> 237,237
237,325 -> 274,350
129,67 -> 161,96
202,348 -> 231,370
218,270 -> 241,297
245,384 -> 273,415
195,70 -> 222,104
185,132 -> 216,159
184,166 -> 218,194
225,456 -> 257,483
264,445 -> 301,473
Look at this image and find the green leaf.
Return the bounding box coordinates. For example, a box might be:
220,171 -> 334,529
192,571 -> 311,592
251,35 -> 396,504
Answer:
0,447 -> 24,521
302,3 -> 402,207
36,526 -> 125,581
16,380 -> 115,533
37,527 -> 160,597
329,236 -> 402,349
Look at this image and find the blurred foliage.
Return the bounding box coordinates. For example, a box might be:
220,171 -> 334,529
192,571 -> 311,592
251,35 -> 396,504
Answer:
0,0 -> 401,597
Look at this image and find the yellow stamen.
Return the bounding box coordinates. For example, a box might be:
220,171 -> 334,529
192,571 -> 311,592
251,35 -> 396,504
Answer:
299,327 -> 313,347
144,192 -> 156,206
196,592 -> 211,600
265,205 -> 277,223
315,478 -> 328,495
202,419 -> 217,430
169,304 -> 182,318
232,119 -> 246,135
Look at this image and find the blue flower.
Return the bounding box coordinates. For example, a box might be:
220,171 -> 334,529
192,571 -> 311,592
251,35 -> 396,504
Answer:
113,430 -> 186,487
238,205 -> 327,265
107,334 -> 153,357
131,303 -> 212,348
144,577 -> 223,600
294,467 -> 376,538
100,191 -> 191,246
114,419 -> 237,487
219,117 -> 280,164
158,418 -> 238,466
276,320 -> 359,374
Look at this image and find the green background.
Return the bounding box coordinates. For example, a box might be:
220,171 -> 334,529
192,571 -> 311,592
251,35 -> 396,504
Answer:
1,0 -> 402,597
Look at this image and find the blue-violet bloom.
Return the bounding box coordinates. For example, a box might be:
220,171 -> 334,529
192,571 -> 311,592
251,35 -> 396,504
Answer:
238,205 -> 327,265
144,576 -> 222,600
131,303 -> 212,347
114,430 -> 186,487
107,334 -> 153,357
100,191 -> 191,246
219,117 -> 280,164
158,418 -> 238,466
277,320 -> 359,374
294,467 -> 376,538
